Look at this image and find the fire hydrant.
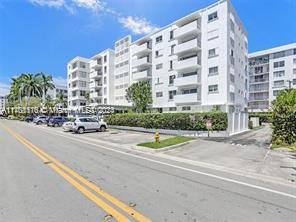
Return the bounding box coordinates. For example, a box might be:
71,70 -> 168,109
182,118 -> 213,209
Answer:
155,131 -> 160,143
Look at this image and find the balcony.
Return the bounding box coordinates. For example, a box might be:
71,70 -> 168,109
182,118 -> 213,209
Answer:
132,42 -> 151,56
91,59 -> 102,69
90,92 -> 102,98
132,69 -> 151,81
174,38 -> 201,55
71,95 -> 86,100
89,81 -> 102,89
90,71 -> 102,79
132,56 -> 151,68
174,74 -> 201,87
174,56 -> 201,72
174,20 -> 201,39
249,88 -> 269,93
249,96 -> 269,101
249,78 -> 269,84
174,93 -> 201,104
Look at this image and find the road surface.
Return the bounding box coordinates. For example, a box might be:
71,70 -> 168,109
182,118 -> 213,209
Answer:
0,119 -> 295,222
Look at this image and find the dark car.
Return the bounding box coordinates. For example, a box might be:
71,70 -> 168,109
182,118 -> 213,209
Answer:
24,115 -> 34,122
47,116 -> 68,127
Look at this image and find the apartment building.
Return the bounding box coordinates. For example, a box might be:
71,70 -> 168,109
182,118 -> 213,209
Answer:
114,36 -> 132,106
248,43 -> 296,112
67,56 -> 90,111
131,0 -> 249,133
47,84 -> 68,100
0,95 -> 7,112
89,49 -> 115,106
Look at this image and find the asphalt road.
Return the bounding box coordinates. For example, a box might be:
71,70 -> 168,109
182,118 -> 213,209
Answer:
0,120 -> 295,222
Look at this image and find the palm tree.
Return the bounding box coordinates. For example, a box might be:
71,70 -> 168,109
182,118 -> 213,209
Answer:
36,72 -> 55,104
85,92 -> 90,105
55,93 -> 67,108
21,73 -> 42,107
9,75 -> 25,104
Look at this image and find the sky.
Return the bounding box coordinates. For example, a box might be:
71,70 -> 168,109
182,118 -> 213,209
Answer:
0,0 -> 296,95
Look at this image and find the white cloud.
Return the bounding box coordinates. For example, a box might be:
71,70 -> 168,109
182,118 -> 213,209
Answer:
72,0 -> 104,12
0,82 -> 10,96
118,16 -> 158,35
52,77 -> 67,86
29,0 -> 66,8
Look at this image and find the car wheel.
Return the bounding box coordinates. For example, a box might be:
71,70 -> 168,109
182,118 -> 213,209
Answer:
100,125 -> 106,132
54,123 -> 59,127
78,127 -> 85,134
37,121 -> 41,125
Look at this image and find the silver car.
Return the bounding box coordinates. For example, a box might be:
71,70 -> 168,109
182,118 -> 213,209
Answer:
33,116 -> 47,125
72,117 -> 107,134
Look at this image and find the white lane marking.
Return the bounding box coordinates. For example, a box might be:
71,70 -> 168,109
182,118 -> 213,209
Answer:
23,124 -> 296,199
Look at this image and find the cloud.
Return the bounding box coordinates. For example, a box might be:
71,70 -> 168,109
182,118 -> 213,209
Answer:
53,77 -> 67,86
72,0 -> 105,12
29,0 -> 66,8
118,16 -> 158,35
0,82 -> 10,96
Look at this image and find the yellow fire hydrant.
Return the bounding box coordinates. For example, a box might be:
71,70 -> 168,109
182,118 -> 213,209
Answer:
155,131 -> 160,143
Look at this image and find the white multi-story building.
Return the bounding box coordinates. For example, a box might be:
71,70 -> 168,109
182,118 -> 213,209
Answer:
89,49 -> 115,106
0,95 -> 7,113
67,56 -> 90,111
130,0 -> 248,133
248,43 -> 296,112
114,36 -> 132,106
47,84 -> 68,100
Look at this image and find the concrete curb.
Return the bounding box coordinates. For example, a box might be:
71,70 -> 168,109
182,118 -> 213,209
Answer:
131,139 -> 196,153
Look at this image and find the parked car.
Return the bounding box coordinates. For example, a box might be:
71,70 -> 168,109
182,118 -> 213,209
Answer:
24,115 -> 35,122
33,116 -> 47,125
72,117 -> 107,134
47,116 -> 68,127
62,120 -> 75,132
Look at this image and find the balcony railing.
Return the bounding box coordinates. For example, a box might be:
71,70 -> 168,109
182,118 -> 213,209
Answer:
174,38 -> 201,55
89,81 -> 102,88
132,42 -> 151,56
132,56 -> 151,68
132,69 -> 152,81
90,92 -> 102,98
174,20 -> 201,39
90,71 -> 102,79
174,74 -> 201,87
174,56 -> 201,71
174,92 -> 201,104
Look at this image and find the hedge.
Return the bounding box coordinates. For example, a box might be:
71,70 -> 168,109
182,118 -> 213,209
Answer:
105,112 -> 228,131
249,112 -> 272,125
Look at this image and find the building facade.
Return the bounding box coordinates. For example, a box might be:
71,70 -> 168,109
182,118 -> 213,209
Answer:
248,43 -> 296,112
67,56 -> 90,111
0,95 -> 7,113
47,84 -> 68,101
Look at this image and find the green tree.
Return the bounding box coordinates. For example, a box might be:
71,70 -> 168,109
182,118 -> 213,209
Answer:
126,81 -> 152,113
85,92 -> 90,105
21,73 -> 42,107
44,95 -> 54,109
271,89 -> 296,145
55,93 -> 67,108
36,72 -> 55,104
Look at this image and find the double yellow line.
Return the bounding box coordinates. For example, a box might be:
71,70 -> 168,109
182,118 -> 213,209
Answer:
2,125 -> 152,222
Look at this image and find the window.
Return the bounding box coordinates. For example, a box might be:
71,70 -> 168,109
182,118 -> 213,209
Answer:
170,30 -> 174,40
169,75 -> 175,85
273,90 -> 283,96
156,92 -> 163,97
208,48 -> 217,58
294,48 -> 296,55
208,29 -> 219,41
208,12 -> 218,22
293,58 -> 296,65
156,35 -> 163,43
274,61 -> 285,68
104,66 -> 107,73
169,107 -> 177,111
230,74 -> 235,83
168,90 -> 176,100
230,92 -> 235,102
156,63 -> 163,70
182,88 -> 197,94
169,60 -> 173,70
208,66 -> 218,76
170,45 -> 175,55
230,19 -> 235,32
80,91 -> 86,96
182,106 -> 191,111
104,55 -> 107,63
104,98 -> 107,104
293,79 -> 296,85
273,51 -> 286,59
273,80 -> 285,88
273,71 -> 285,78
155,77 -> 163,85
255,66 -> 263,74
79,62 -> 86,68
208,84 -> 218,94
230,37 -> 235,48
104,87 -> 107,95
293,68 -> 296,75
104,76 -> 107,84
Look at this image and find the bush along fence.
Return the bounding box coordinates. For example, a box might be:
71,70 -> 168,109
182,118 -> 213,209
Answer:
249,112 -> 272,125
105,112 -> 228,131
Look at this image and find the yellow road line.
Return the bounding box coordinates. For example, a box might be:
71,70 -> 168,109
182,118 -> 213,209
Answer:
2,125 -> 152,222
3,127 -> 130,222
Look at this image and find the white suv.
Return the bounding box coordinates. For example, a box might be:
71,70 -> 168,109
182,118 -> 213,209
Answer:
72,117 -> 107,134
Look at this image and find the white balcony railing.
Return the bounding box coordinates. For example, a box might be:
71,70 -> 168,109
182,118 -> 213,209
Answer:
174,38 -> 201,55
89,81 -> 102,88
90,92 -> 102,98
132,42 -> 151,56
174,56 -> 201,71
174,93 -> 201,104
174,20 -> 201,39
90,71 -> 102,79
174,74 -> 201,87
132,69 -> 151,81
132,56 -> 151,68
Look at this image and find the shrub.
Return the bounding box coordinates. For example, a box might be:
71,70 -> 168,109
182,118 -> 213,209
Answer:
249,112 -> 272,125
248,120 -> 253,129
271,89 -> 296,145
105,112 -> 227,131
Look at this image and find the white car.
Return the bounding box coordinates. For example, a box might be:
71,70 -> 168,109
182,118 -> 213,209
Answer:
72,117 -> 107,134
62,121 -> 74,132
